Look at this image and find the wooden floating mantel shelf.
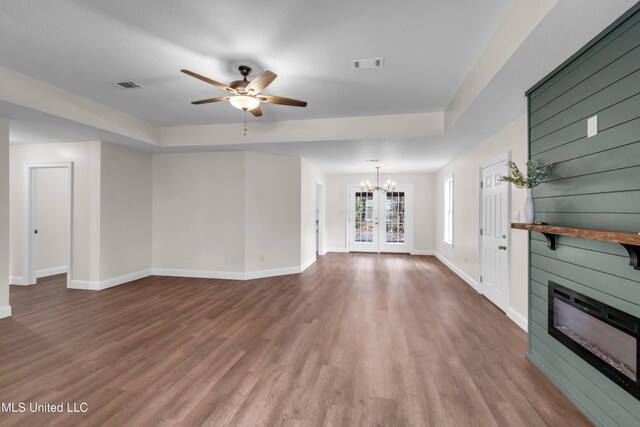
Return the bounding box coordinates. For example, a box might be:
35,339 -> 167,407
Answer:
511,223 -> 640,271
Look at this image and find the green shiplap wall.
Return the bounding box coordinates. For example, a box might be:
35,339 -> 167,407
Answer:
526,4 -> 640,426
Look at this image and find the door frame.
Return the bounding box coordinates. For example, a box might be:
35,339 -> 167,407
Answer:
316,180 -> 326,255
478,151 -> 511,309
346,184 -> 414,254
24,162 -> 74,288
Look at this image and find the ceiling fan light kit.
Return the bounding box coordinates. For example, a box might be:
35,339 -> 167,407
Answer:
229,95 -> 260,111
181,65 -> 307,117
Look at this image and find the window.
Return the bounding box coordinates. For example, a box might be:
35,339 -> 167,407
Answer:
443,175 -> 453,245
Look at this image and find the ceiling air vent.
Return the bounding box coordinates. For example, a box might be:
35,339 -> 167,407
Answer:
352,57 -> 384,70
365,159 -> 380,163
115,81 -> 143,89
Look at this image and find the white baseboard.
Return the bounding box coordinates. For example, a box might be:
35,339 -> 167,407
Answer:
0,305 -> 11,319
70,269 -> 152,291
69,280 -> 100,291
247,258 -> 316,279
410,250 -> 436,256
434,252 -> 529,332
507,307 -> 528,332
100,269 -> 152,290
152,259 -> 317,282
10,266 -> 68,285
326,247 -> 347,253
434,252 -> 480,292
9,276 -> 28,286
300,256 -> 316,272
244,265 -> 303,280
151,268 -> 244,280
36,265 -> 67,278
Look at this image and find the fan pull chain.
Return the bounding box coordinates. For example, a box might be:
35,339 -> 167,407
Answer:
243,114 -> 248,136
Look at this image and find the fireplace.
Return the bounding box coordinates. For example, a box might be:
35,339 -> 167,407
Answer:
548,282 -> 640,399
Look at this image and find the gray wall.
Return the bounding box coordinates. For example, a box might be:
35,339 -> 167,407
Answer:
527,4 -> 640,426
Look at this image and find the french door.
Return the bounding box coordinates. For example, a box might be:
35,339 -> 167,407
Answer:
348,185 -> 413,253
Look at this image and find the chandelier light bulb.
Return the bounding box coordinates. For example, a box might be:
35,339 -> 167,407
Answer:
360,166 -> 395,194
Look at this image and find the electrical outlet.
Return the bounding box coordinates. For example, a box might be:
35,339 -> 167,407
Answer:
587,115 -> 598,137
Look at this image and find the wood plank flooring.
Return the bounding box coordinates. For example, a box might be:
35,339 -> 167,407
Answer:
0,254 -> 591,426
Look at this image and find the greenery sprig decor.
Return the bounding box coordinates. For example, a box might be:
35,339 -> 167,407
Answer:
500,160 -> 553,188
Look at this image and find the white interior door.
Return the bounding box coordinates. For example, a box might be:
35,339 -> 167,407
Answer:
481,160 -> 509,311
348,185 -> 413,253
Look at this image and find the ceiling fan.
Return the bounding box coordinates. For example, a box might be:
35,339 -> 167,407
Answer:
181,65 -> 307,117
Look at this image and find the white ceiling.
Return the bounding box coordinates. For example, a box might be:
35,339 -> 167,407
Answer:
1,0 -> 638,174
0,0 -> 514,126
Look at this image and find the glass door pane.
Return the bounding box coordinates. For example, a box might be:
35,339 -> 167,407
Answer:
355,192 -> 374,243
349,189 -> 378,252
385,191 -> 405,244
378,186 -> 412,253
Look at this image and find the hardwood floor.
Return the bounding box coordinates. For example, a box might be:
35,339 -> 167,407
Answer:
0,254 -> 590,426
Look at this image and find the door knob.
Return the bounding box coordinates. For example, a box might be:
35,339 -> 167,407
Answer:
498,245 -> 507,250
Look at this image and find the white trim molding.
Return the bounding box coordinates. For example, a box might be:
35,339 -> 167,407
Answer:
9,276 -> 28,286
300,256 -> 316,273
410,250 -> 436,256
100,270 -> 152,290
36,265 -> 67,279
151,268 -> 244,281
69,280 -> 100,291
434,251 -> 528,331
326,247 -> 347,253
0,305 -> 12,319
434,252 -> 480,292
152,259 -> 318,282
70,269 -> 152,291
244,265 -> 306,280
507,307 -> 528,332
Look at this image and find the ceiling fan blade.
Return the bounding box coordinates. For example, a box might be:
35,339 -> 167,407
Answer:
250,106 -> 263,117
258,95 -> 307,107
191,96 -> 230,105
245,71 -> 277,95
181,69 -> 237,93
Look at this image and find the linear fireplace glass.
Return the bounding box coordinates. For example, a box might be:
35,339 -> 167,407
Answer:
554,297 -> 636,380
548,282 -> 640,399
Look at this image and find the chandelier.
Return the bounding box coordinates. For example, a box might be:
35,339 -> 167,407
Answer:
361,166 -> 395,194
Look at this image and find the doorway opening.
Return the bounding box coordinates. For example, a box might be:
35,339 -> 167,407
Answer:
24,162 -> 73,288
347,185 -> 414,253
